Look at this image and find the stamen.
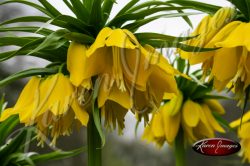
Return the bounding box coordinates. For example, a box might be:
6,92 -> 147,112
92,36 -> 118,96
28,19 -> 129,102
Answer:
112,47 -> 126,91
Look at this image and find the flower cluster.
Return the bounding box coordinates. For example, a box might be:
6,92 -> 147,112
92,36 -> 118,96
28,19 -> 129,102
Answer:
180,7 -> 250,106
143,89 -> 225,147
0,73 -> 89,146
67,27 -> 181,131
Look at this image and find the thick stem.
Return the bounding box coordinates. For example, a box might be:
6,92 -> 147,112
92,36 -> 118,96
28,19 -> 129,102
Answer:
87,114 -> 102,166
174,130 -> 185,166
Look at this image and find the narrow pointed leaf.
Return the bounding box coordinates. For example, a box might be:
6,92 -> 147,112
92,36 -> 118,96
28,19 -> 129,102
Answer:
0,116 -> 19,145
0,0 -> 52,17
89,0 -> 102,31
38,0 -> 62,17
115,0 -> 139,17
0,37 -> 39,47
69,0 -> 90,21
167,0 -> 220,14
92,78 -> 106,146
0,68 -> 58,88
64,32 -> 95,44
0,26 -> 53,36
31,147 -> 87,163
102,0 -> 116,23
135,33 -> 197,42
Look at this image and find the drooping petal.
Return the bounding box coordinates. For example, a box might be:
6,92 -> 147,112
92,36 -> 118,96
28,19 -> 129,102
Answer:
161,103 -> 181,143
182,100 -> 200,127
204,99 -> 225,115
151,112 -> 165,137
238,122 -> 250,139
202,104 -> 225,133
230,111 -> 250,128
216,22 -> 250,51
67,42 -> 91,88
212,47 -> 240,81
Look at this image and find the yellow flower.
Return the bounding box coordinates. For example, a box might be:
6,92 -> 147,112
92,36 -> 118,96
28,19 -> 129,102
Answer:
0,73 -> 89,146
230,111 -> 250,163
67,27 -> 180,131
142,91 -> 225,147
180,7 -> 250,105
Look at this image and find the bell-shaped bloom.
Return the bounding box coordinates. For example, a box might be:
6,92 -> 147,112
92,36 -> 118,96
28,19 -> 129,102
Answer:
230,111 -> 250,163
67,27 -> 180,131
180,7 -> 250,105
0,73 -> 89,146
142,91 -> 225,147
180,7 -> 235,65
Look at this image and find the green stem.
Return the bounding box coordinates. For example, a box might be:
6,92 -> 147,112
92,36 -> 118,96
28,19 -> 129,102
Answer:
87,114 -> 102,166
174,130 -> 185,166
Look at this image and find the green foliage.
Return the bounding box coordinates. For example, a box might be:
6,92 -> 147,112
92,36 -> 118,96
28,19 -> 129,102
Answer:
0,113 -> 86,166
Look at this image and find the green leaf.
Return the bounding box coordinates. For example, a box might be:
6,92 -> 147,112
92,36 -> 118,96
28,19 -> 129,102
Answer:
62,0 -> 75,12
115,0 -> 139,17
102,0 -> 116,23
0,68 -> 58,88
31,147 -> 87,163
228,0 -> 249,19
83,0 -> 94,10
245,0 -> 250,20
0,116 -> 19,145
3,153 -> 35,166
38,0 -> 62,17
0,129 -> 28,162
64,32 -> 95,44
213,112 -> 231,130
167,0 -> 220,14
201,95 -> 232,100
135,32 -> 197,43
69,0 -> 90,21
122,14 -> 167,31
127,1 -> 167,13
0,26 -> 53,36
0,0 -> 52,17
109,7 -> 191,27
92,78 -> 106,146
89,0 -> 103,32
0,48 -> 66,62
0,16 -> 50,26
28,29 -> 68,55
0,37 -> 39,47
179,43 -> 220,52
177,57 -> 186,73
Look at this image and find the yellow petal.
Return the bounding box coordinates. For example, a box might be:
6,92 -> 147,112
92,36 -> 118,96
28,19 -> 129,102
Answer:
216,22 -> 250,51
212,47 -> 240,81
230,111 -> 250,128
14,76 -> 41,110
161,103 -> 181,143
87,27 -> 113,56
204,99 -> 225,115
67,42 -> 88,87
106,29 -> 138,49
194,121 -> 215,138
202,104 -> 225,133
0,108 -> 18,121
238,122 -> 250,138
72,100 -> 89,126
182,100 -> 200,127
182,120 -> 197,142
151,112 -> 165,137
167,90 -> 183,116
